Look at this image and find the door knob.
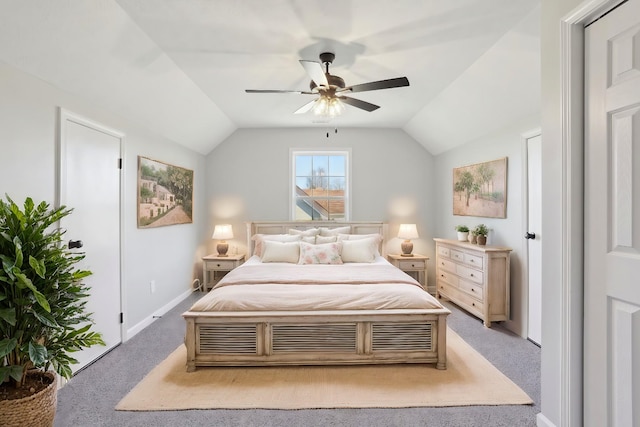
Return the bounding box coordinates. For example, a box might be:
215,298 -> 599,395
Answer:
68,240 -> 83,249
524,232 -> 536,240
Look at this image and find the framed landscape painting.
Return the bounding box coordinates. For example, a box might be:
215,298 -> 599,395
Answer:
453,157 -> 507,218
137,156 -> 194,228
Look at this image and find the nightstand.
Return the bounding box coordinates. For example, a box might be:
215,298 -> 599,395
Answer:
387,253 -> 430,293
202,253 -> 245,291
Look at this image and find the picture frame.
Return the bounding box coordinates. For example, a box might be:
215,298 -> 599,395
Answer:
453,157 -> 507,218
137,156 -> 194,228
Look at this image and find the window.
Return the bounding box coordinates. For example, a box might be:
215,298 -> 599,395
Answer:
291,150 -> 350,220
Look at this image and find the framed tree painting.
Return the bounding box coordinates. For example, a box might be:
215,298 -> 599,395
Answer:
453,157 -> 507,218
137,156 -> 194,228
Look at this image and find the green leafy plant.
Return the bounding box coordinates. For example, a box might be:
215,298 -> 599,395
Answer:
0,196 -> 104,388
474,224 -> 489,237
455,225 -> 469,233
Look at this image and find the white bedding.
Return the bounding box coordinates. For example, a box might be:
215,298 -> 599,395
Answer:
190,256 -> 444,312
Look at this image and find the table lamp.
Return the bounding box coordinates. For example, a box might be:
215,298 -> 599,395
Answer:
398,223 -> 419,257
212,224 -> 233,256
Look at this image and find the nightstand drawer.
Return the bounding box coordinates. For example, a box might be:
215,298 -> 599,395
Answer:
209,260 -> 236,270
398,259 -> 426,270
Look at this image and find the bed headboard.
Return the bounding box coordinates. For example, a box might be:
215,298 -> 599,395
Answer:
246,221 -> 389,257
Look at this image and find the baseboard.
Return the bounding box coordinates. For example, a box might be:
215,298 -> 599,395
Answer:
537,412 -> 556,427
125,289 -> 194,341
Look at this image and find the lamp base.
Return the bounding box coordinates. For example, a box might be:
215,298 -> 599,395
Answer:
400,240 -> 414,257
216,242 -> 229,257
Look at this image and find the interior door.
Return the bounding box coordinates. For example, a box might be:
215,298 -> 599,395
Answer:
526,133 -> 542,346
584,1 -> 640,425
58,110 -> 123,373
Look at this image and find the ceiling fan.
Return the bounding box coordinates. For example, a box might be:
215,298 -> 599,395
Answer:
245,52 -> 410,117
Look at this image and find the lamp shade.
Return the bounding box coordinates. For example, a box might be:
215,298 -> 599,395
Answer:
211,224 -> 234,240
398,224 -> 419,240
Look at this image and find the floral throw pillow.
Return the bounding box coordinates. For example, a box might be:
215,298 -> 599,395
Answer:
298,241 -> 343,265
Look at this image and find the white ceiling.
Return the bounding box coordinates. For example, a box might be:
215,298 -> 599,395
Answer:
0,0 -> 540,155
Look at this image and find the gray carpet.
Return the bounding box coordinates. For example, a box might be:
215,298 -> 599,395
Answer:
54,292 -> 540,427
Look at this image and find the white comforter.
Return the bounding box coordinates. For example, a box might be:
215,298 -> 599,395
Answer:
190,256 -> 444,312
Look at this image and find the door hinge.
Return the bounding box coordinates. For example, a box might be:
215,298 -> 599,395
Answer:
120,312 -> 124,324
118,158 -> 122,169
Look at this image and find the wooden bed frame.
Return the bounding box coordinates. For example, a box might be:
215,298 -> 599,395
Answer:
183,221 -> 449,371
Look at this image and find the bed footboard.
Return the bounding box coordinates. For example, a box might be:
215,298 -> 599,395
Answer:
183,309 -> 449,371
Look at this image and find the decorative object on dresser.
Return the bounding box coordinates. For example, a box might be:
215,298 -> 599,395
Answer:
202,253 -> 245,291
473,224 -> 489,245
455,225 -> 469,241
211,224 -> 234,256
387,253 -> 431,294
434,238 -> 512,328
397,223 -> 419,256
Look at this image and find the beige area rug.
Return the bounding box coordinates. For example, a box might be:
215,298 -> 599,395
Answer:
116,330 -> 532,410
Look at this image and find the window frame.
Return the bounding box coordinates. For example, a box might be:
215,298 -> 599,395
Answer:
289,148 -> 351,221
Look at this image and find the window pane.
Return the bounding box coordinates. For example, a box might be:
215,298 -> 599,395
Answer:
296,155 -> 313,176
328,177 -> 345,192
313,186 -> 328,197
329,155 -> 345,176
295,177 -> 311,196
312,155 -> 329,175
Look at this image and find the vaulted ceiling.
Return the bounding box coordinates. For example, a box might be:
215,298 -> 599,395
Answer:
0,0 -> 540,155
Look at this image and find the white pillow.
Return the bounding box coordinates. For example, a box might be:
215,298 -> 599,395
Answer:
340,237 -> 379,263
301,236 -> 316,244
315,235 -> 337,244
298,241 -> 343,265
337,233 -> 383,255
319,225 -> 351,236
289,228 -> 320,236
252,234 -> 301,256
261,240 -> 300,263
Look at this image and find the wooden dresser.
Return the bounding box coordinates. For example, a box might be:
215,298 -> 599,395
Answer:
433,238 -> 512,328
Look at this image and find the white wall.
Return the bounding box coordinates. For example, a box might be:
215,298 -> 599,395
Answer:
433,114 -> 540,337
0,62 -> 206,336
204,127 -> 440,283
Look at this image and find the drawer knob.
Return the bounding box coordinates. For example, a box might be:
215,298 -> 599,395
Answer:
471,288 -> 475,292
470,259 -> 475,263
411,264 -> 415,267
216,264 -> 221,267
472,302 -> 475,306
470,273 -> 474,277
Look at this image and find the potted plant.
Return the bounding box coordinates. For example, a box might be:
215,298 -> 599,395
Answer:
474,224 -> 489,245
0,196 -> 104,427
455,225 -> 469,241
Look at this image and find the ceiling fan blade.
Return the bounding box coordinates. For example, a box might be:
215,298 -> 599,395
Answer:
294,99 -> 317,114
342,77 -> 409,93
246,89 -> 314,94
299,60 -> 329,87
339,96 -> 380,112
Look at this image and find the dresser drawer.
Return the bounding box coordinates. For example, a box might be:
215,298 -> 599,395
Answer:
450,249 -> 464,263
459,279 -> 484,301
456,264 -> 484,284
455,288 -> 485,314
438,258 -> 457,273
437,246 -> 450,258
437,270 -> 459,287
398,259 -> 426,270
464,253 -> 484,269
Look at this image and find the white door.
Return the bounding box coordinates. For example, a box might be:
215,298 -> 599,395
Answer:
584,2 -> 640,425
526,133 -> 542,346
58,110 -> 123,373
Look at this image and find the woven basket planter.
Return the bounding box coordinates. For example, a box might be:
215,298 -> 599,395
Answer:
0,371 -> 57,427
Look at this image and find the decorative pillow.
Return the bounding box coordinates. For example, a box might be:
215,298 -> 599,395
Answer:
318,225 -> 351,236
261,240 -> 300,263
340,237 -> 379,263
252,234 -> 301,257
298,241 -> 343,265
289,228 -> 320,237
315,235 -> 337,244
337,233 -> 383,255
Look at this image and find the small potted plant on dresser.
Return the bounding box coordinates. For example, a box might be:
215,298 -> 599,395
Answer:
455,225 -> 469,241
0,196 -> 104,427
474,224 -> 489,245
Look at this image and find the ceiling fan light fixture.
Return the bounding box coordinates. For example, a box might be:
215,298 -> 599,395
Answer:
313,96 -> 344,117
